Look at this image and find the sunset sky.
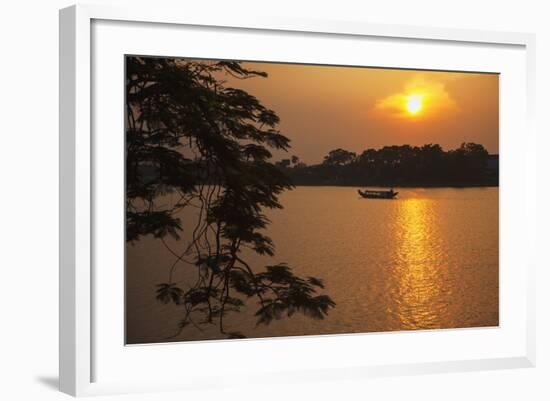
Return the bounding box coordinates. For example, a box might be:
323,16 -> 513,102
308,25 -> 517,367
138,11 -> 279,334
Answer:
224,62 -> 499,165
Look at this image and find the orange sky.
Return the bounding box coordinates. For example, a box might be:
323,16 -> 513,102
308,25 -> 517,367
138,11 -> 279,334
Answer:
224,62 -> 499,165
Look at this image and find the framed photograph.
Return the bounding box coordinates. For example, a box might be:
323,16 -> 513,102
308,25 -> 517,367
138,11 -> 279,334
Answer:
59,4 -> 536,396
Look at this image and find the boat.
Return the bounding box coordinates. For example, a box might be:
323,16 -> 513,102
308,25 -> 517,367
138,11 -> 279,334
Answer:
357,188 -> 398,199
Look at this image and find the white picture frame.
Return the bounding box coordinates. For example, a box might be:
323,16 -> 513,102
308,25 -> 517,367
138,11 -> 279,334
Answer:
59,4 -> 536,397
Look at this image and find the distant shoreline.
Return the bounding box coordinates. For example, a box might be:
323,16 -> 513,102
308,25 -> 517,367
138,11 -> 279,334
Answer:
291,183 -> 499,189
277,143 -> 498,189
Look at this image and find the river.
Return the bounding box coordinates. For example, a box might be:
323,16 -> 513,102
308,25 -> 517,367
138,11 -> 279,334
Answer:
126,186 -> 499,344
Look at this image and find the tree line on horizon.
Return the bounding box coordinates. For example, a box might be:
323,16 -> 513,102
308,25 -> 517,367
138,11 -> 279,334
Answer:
275,143 -> 498,187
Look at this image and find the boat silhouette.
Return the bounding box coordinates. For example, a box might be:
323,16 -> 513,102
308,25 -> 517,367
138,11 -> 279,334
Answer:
357,188 -> 398,199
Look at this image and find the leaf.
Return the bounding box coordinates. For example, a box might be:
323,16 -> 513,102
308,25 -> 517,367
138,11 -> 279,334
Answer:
307,276 -> 325,288
155,283 -> 183,305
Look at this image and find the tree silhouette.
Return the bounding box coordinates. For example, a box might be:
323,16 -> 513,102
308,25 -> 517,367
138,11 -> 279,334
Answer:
126,57 -> 334,339
323,148 -> 357,166
275,158 -> 292,169
284,143 -> 496,187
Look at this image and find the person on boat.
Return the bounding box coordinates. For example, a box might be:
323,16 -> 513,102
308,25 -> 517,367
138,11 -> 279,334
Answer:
389,188 -> 395,195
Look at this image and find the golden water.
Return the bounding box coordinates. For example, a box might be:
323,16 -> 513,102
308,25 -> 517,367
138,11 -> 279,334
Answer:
126,187 -> 498,344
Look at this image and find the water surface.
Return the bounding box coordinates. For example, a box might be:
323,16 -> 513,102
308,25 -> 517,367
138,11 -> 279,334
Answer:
126,186 -> 498,343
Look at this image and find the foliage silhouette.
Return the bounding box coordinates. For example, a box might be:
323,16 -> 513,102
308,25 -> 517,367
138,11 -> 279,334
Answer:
323,148 -> 357,166
284,143 -> 497,187
126,56 -> 335,339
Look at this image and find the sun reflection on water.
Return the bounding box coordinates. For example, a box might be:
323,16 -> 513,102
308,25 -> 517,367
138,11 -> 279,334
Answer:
391,198 -> 448,329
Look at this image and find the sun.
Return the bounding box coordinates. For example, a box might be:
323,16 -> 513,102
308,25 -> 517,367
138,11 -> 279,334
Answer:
405,94 -> 423,115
